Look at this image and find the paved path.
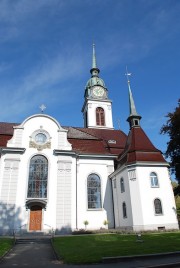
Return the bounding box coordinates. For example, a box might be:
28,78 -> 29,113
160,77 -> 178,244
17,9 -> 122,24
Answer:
0,239 -> 60,267
1,238 -> 180,267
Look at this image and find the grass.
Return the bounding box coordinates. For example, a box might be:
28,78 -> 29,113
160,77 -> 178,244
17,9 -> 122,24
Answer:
53,232 -> 180,264
0,238 -> 14,257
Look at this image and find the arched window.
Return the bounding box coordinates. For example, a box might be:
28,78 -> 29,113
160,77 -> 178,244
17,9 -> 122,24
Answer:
150,172 -> 159,187
122,202 -> 127,218
87,174 -> 102,209
120,178 -> 125,193
154,198 -> 163,215
96,107 -> 105,126
27,155 -> 48,198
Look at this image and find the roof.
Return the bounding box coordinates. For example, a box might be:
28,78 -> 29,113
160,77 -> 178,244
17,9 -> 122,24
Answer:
118,126 -> 166,165
68,127 -> 127,155
0,122 -> 127,156
0,122 -> 19,135
0,122 -> 167,164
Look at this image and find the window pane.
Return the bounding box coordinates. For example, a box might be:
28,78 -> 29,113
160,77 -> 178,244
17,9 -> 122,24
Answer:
122,202 -> 127,218
27,155 -> 48,198
150,172 -> 159,187
154,199 -> 162,214
120,178 -> 125,192
96,107 -> 105,126
87,174 -> 102,209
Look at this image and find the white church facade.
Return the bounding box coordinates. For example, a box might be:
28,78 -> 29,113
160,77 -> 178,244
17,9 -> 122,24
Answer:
0,45 -> 178,234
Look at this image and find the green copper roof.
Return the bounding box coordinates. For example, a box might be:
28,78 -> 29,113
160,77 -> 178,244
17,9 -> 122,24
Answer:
92,43 -> 97,69
126,75 -> 142,128
128,81 -> 139,116
86,76 -> 106,88
85,44 -> 106,89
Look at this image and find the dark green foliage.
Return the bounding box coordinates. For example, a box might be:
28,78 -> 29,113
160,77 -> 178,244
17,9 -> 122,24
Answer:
160,99 -> 180,188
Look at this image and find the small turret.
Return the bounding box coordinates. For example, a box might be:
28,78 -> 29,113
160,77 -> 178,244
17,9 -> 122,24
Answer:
126,70 -> 141,128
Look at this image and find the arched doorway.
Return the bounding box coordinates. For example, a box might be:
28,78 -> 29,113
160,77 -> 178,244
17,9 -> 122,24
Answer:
29,205 -> 42,231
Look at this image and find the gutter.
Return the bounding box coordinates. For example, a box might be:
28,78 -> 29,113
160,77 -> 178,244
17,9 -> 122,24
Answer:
54,149 -> 118,160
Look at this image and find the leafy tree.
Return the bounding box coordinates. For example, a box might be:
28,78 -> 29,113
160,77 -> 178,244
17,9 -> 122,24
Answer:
160,99 -> 180,194
172,182 -> 180,220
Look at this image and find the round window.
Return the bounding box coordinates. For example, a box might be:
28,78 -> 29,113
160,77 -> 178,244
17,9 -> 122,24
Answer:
35,133 -> 47,144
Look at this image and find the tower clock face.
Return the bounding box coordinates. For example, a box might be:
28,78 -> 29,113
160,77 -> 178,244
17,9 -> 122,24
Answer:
93,86 -> 105,97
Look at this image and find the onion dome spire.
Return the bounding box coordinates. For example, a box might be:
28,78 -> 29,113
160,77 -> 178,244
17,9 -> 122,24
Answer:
85,44 -> 106,90
126,68 -> 141,128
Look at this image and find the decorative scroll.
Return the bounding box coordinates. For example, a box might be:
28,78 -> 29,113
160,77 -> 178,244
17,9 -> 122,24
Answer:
29,141 -> 51,151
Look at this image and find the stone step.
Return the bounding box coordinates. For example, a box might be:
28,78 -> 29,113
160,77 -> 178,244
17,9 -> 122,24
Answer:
15,237 -> 51,244
16,231 -> 49,236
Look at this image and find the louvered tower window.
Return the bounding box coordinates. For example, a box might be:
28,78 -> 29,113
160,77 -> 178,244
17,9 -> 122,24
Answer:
96,107 -> 105,126
27,155 -> 48,198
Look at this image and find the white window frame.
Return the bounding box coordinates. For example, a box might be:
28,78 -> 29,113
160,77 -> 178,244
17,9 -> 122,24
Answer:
150,172 -> 159,188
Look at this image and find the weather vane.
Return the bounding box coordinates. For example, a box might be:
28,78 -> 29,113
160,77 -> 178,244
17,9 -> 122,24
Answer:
39,104 -> 46,113
125,66 -> 132,84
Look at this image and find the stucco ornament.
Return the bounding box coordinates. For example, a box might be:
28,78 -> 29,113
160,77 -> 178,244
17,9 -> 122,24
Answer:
29,128 -> 51,151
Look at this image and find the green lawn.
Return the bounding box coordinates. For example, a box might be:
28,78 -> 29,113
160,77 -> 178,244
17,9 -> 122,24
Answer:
53,232 -> 180,264
0,238 -> 14,257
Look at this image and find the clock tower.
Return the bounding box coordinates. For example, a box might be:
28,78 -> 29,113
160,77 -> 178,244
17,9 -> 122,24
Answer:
82,44 -> 114,129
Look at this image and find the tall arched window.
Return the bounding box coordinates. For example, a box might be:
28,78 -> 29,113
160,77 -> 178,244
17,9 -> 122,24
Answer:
154,198 -> 163,215
150,172 -> 159,187
96,107 -> 105,126
122,202 -> 127,218
120,178 -> 125,193
87,174 -> 102,209
27,155 -> 48,198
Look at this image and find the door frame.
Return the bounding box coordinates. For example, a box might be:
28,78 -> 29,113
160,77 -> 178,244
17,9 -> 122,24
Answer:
26,200 -> 47,232
29,205 -> 43,231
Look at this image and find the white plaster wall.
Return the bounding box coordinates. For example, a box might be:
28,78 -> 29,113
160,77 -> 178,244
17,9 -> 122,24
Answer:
0,114 -> 116,233
76,158 -> 114,230
0,114 -> 74,233
112,168 -> 133,229
127,167 -> 144,229
136,166 -> 179,230
86,100 -> 113,129
112,164 -> 179,231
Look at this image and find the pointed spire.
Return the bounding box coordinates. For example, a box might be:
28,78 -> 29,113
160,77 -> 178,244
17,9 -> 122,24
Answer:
92,43 -> 97,69
126,68 -> 141,128
90,43 -> 100,76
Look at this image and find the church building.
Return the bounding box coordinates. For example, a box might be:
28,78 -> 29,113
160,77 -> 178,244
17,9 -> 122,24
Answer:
0,45 -> 178,234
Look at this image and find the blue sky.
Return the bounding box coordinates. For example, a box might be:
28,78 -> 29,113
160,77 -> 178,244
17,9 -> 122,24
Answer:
0,0 -> 180,155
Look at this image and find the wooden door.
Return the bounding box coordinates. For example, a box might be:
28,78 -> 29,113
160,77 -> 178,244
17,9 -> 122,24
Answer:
29,206 -> 42,231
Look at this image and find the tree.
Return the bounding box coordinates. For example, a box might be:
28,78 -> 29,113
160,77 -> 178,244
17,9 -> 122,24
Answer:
160,99 -> 180,193
83,220 -> 89,230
